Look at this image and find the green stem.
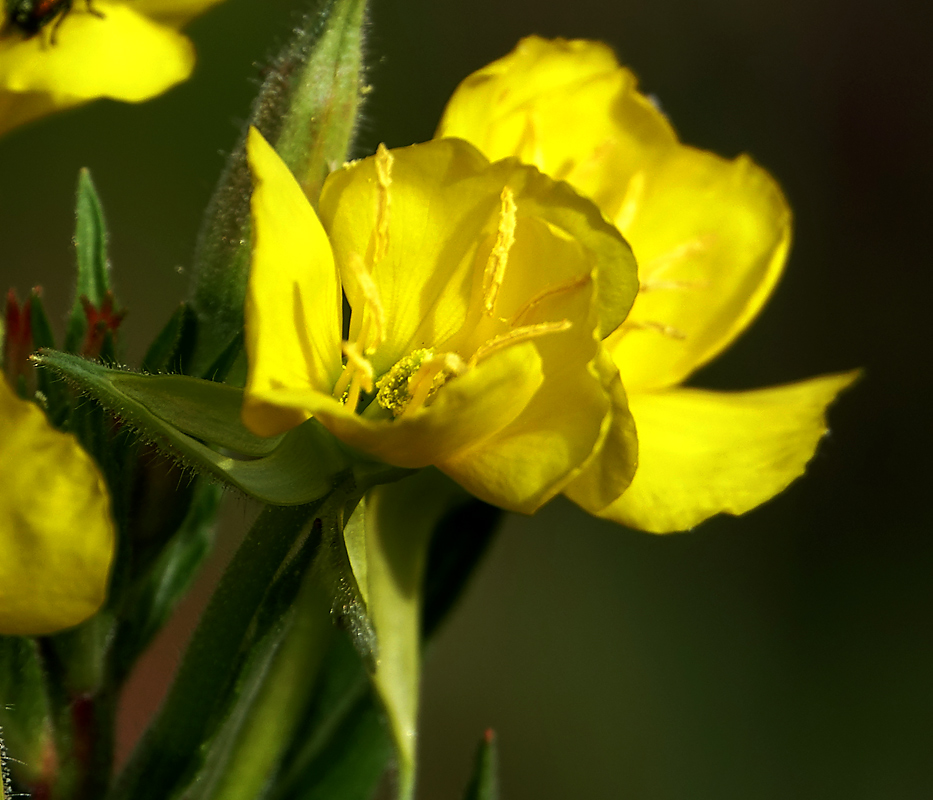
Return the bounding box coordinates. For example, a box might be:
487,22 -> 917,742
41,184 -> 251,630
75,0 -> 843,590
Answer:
108,501 -> 323,800
184,488 -> 363,800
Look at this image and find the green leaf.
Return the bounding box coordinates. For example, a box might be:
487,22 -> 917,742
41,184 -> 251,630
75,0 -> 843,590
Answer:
33,351 -> 354,505
344,470 -> 470,800
141,304 -> 197,375
201,329 -> 244,383
0,637 -> 55,788
462,730 -> 499,800
28,290 -> 70,427
113,481 -> 223,680
188,0 -> 368,376
285,692 -> 391,800
66,169 -> 111,352
179,504 -> 343,800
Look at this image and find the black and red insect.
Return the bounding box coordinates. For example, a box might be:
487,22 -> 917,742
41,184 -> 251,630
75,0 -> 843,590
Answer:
4,0 -> 101,39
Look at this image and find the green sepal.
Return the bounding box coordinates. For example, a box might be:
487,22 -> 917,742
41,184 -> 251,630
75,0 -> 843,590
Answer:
343,470 -> 472,800
462,730 -> 499,800
270,492 -> 501,800
188,0 -> 368,376
33,350 -> 356,505
66,169 -> 112,353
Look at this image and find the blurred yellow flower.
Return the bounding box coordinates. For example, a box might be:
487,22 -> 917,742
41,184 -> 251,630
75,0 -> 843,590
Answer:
0,0 -> 226,137
242,127 -> 640,513
438,36 -> 857,532
0,376 -> 115,635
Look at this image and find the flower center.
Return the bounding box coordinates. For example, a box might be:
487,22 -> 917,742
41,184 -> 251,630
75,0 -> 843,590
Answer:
375,348 -> 465,418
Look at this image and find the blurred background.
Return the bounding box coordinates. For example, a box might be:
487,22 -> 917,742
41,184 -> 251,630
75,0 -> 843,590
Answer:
1,0 -> 931,797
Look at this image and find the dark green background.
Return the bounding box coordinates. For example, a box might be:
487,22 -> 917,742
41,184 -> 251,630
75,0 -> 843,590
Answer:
1,0 -> 930,797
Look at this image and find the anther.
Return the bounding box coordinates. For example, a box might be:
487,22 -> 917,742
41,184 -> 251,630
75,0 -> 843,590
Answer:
483,186 -> 517,316
374,144 -> 393,266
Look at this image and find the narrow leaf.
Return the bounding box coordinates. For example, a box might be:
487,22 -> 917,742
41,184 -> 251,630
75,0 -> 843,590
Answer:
66,169 -> 111,352
462,730 -> 499,800
33,351 -> 352,505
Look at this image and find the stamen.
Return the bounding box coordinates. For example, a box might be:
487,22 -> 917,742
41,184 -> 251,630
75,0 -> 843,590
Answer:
346,252 -> 385,352
471,320 -> 572,366
399,352 -> 467,419
374,144 -> 393,266
509,272 -> 591,328
639,278 -> 708,292
483,186 -> 517,316
333,340 -> 374,409
613,319 -> 686,341
642,237 -> 712,277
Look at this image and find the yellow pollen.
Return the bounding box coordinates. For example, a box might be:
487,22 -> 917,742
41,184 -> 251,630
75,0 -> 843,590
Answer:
375,349 -> 464,418
483,186 -> 517,316
374,144 -> 393,266
471,320 -> 572,366
509,272 -> 592,328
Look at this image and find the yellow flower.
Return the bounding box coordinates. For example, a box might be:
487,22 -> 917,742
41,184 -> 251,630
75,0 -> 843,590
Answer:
0,0 -> 225,137
0,377 -> 115,635
437,36 -> 858,532
241,127 -> 640,513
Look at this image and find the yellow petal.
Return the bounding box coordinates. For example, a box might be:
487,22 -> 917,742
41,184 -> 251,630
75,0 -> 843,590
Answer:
243,126 -> 343,438
0,380 -> 115,635
320,138 -> 498,375
607,146 -> 792,391
132,0 -> 227,28
0,2 -> 194,103
250,341 -> 544,471
439,296 -> 616,514
436,36 -> 677,223
320,138 -> 637,372
562,348 -> 638,513
595,372 -> 859,533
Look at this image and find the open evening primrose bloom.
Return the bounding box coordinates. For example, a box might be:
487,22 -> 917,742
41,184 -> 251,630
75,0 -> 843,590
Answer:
0,376 -> 115,635
242,127 -> 640,513
0,0 -> 225,137
438,36 -> 857,532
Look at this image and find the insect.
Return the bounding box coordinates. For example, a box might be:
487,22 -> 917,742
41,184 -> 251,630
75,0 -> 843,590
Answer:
4,0 -> 102,40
